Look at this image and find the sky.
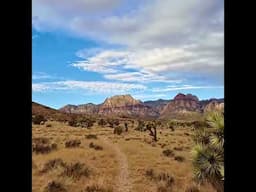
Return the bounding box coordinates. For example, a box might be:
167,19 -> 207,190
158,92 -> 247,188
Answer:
32,0 -> 224,109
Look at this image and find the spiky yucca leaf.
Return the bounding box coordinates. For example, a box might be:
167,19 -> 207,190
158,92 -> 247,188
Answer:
192,112 -> 224,192
206,112 -> 224,131
192,129 -> 210,145
220,165 -> 224,180
193,149 -> 222,182
210,134 -> 224,150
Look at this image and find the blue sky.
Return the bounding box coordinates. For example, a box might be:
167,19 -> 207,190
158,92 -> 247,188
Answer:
32,0 -> 224,109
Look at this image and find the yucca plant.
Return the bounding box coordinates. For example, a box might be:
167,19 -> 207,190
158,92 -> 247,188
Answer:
192,112 -> 224,192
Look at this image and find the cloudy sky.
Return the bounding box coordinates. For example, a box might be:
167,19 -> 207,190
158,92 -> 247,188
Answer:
32,0 -> 224,109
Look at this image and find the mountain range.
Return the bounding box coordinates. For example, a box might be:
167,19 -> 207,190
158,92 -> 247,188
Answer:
58,93 -> 224,120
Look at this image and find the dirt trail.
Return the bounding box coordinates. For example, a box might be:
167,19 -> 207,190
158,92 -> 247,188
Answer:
100,137 -> 132,192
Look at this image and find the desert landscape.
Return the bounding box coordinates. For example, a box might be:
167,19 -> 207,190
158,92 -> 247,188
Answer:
32,94 -> 224,192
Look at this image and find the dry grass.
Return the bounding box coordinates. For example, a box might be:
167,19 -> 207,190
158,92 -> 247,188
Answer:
60,162 -> 90,179
33,121 -> 216,192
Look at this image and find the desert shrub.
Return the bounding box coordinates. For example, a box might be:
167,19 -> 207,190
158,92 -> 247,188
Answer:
185,184 -> 200,192
145,169 -> 155,179
174,156 -> 185,162
113,119 -> 120,127
98,119 -> 107,127
43,181 -> 67,192
60,162 -> 90,179
157,179 -> 174,192
162,149 -> 175,157
160,143 -> 167,148
86,134 -> 98,139
146,121 -> 157,142
68,117 -> 95,128
191,121 -> 209,129
32,138 -> 56,154
89,142 -> 94,148
113,126 -> 123,135
167,121 -> 178,131
68,119 -> 77,127
65,139 -> 81,148
157,172 -> 175,186
33,115 -> 47,125
145,169 -> 175,190
184,132 -> 190,136
46,124 -> 52,127
33,137 -> 50,145
157,184 -> 170,192
84,184 -> 113,192
107,119 -> 114,128
124,122 -> 128,132
51,143 -> 58,150
80,118 -> 95,128
40,158 -> 66,173
135,120 -> 145,131
89,142 -> 103,150
107,118 -> 119,128
173,147 -> 183,151
94,145 -> 103,150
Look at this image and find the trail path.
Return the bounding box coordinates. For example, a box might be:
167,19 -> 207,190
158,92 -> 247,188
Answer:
100,137 -> 132,192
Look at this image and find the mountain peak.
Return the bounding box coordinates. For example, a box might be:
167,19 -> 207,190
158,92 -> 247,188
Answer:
102,94 -> 141,108
174,93 -> 199,101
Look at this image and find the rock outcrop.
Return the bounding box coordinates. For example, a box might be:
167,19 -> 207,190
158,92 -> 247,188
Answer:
59,103 -> 99,114
98,94 -> 159,118
58,93 -> 224,119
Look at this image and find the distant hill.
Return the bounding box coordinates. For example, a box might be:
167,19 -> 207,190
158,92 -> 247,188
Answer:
143,99 -> 170,114
32,102 -> 76,121
59,103 -> 99,115
57,93 -> 224,120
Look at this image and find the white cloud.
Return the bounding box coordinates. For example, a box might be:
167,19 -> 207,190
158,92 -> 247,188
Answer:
104,71 -> 182,83
32,84 -> 50,92
32,80 -> 146,94
33,0 -> 223,47
72,39 -> 223,83
152,85 -> 224,92
33,0 -> 224,84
